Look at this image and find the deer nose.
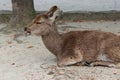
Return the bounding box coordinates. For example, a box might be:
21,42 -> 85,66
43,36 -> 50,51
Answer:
24,27 -> 31,36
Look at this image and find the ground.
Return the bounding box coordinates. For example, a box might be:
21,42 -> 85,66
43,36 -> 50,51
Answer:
0,21 -> 120,80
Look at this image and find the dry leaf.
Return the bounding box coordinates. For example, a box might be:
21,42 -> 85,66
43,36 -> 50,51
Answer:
57,69 -> 65,75
27,46 -> 33,48
7,41 -> 12,44
11,63 -> 15,65
47,71 -> 54,75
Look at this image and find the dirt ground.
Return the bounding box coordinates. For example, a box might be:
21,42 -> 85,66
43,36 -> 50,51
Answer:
0,21 -> 120,80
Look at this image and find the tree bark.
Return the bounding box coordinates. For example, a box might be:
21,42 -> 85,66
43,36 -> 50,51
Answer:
10,0 -> 35,29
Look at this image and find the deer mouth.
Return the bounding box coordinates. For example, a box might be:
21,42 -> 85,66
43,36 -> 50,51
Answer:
24,27 -> 31,36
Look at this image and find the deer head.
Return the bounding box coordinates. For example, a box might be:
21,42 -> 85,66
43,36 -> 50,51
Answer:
25,6 -> 62,36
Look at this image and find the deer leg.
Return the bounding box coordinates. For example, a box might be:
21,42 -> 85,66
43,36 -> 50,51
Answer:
90,61 -> 120,68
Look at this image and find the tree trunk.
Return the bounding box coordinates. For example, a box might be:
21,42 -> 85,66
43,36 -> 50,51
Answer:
9,0 -> 35,30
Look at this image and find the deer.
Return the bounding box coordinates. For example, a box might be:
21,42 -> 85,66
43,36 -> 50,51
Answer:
25,6 -> 120,68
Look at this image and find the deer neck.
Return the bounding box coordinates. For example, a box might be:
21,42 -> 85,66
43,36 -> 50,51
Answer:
41,25 -> 62,56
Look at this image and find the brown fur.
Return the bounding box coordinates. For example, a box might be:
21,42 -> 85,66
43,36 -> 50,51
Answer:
25,6 -> 63,56
25,6 -> 120,68
58,31 -> 120,68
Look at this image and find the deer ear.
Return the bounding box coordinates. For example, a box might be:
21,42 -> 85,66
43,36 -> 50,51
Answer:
45,5 -> 58,17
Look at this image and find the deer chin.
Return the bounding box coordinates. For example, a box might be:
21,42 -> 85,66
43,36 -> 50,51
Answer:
32,30 -> 49,36
25,31 -> 31,37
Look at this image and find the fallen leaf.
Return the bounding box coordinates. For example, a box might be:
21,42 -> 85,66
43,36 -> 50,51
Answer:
11,63 -> 15,65
113,72 -> 117,75
47,71 -> 54,75
7,41 -> 12,44
27,46 -> 33,48
57,69 -> 65,75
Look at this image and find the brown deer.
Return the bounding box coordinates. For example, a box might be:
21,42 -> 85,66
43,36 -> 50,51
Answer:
25,6 -> 120,68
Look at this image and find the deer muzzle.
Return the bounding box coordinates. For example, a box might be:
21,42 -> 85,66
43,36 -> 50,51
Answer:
24,27 -> 31,36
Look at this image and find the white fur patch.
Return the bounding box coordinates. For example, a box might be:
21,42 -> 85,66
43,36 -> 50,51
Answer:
49,8 -> 62,22
97,54 -> 112,62
109,64 -> 116,67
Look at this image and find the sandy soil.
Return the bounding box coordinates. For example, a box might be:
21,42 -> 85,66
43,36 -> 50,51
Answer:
0,21 -> 120,80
